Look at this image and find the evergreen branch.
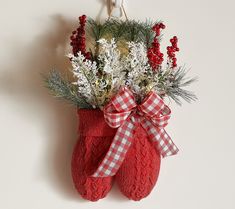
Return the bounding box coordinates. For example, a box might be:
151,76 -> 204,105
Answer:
152,66 -> 197,105
87,18 -> 157,45
87,18 -> 111,57
43,70 -> 91,108
165,66 -> 197,105
87,18 -> 110,41
138,20 -> 156,46
167,87 -> 197,105
106,19 -> 129,40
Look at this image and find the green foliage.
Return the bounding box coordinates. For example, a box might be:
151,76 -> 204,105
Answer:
43,70 -> 91,108
87,18 -> 158,47
87,19 -> 110,41
165,67 -> 197,105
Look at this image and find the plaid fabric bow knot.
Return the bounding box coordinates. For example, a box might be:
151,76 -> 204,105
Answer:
92,87 -> 179,177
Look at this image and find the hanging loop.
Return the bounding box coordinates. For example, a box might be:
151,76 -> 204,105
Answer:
109,0 -> 128,20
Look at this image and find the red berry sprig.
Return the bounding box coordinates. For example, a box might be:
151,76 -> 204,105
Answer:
147,23 -> 165,71
70,15 -> 91,59
167,36 -> 179,68
152,22 -> 166,36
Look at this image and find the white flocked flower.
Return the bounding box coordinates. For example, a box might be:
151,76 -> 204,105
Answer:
69,39 -> 154,107
123,41 -> 153,98
68,52 -> 98,107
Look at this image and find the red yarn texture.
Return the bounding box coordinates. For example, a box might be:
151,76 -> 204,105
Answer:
71,109 -> 161,201
116,123 -> 161,201
71,109 -> 116,201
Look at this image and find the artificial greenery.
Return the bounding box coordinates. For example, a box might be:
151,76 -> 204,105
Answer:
43,70 -> 91,108
44,67 -> 197,108
44,18 -> 196,108
87,18 -> 158,50
154,66 -> 197,105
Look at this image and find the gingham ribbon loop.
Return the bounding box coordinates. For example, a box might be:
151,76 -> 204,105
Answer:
92,87 -> 179,177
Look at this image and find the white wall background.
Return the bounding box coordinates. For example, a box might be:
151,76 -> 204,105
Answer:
0,0 -> 235,208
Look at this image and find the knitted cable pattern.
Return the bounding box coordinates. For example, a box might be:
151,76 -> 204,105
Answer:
71,109 -> 115,201
115,123 -> 161,201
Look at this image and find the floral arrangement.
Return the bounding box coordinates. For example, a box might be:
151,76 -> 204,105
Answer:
45,15 -> 197,109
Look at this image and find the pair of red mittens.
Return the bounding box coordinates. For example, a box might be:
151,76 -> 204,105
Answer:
71,109 -> 161,201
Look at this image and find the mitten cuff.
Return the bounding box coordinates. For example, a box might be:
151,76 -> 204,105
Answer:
78,109 -> 116,137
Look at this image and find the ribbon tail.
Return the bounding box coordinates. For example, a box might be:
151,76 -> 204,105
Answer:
92,118 -> 135,177
154,128 -> 179,157
142,120 -> 179,158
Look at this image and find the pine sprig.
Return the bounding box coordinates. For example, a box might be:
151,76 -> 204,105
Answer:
106,20 -> 129,41
43,70 -> 91,108
139,21 -> 156,47
87,18 -> 112,41
87,18 -> 157,46
165,67 -> 197,105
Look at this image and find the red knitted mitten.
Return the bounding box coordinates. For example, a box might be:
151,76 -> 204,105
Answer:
116,123 -> 161,201
71,109 -> 116,201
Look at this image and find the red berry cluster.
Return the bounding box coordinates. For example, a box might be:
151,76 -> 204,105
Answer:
147,23 -> 165,70
152,23 -> 166,36
167,36 -> 179,68
70,15 -> 91,59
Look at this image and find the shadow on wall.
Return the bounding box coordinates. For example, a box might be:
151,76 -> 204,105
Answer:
0,14 -> 83,201
0,13 -> 126,202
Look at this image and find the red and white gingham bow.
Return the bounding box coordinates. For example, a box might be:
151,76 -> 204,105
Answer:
92,87 -> 179,177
